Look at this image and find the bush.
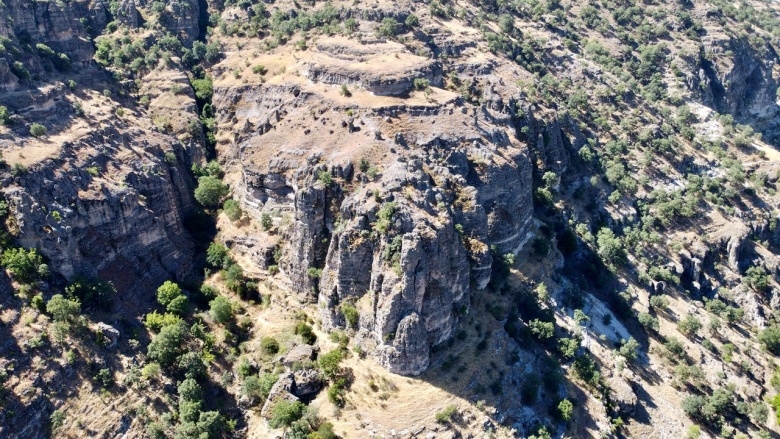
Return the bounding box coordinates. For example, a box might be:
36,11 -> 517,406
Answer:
142,363 -> 161,381
243,372 -> 278,402
618,337 -> 640,362
758,325 -> 780,355
50,410 -> 65,431
377,18 -> 398,38
2,248 -> 45,283
677,314 -> 702,337
638,312 -> 659,332
223,199 -> 242,221
194,176 -> 229,208
317,171 -> 333,186
294,322 -> 317,345
29,123 -> 47,137
268,400 -> 306,429
261,337 -> 280,354
209,295 -> 233,324
0,106 -> 9,125
435,405 -> 457,423
649,295 -> 669,310
340,302 -> 359,329
558,398 -> 574,421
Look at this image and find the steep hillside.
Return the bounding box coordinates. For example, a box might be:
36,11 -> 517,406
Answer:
1,0 -> 780,438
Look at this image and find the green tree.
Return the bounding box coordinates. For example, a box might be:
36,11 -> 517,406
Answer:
596,228 -> 626,266
319,349 -> 344,380
46,294 -> 81,322
156,281 -> 182,306
206,242 -> 229,267
194,176 -> 229,208
147,320 -> 188,367
209,295 -> 233,324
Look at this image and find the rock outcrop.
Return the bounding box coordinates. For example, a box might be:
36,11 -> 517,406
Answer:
214,43 -> 538,374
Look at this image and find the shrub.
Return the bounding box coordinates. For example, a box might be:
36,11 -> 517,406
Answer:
340,302 -> 359,329
223,199 -> 242,221
317,171 -> 333,186
638,312 -> 659,332
758,325 -> 780,355
144,311 -> 183,332
261,337 -> 280,354
528,319 -> 554,339
678,314 -> 702,337
618,337 -> 640,362
405,14 -> 419,28
141,363 -> 161,381
209,295 -> 233,324
413,78 -> 430,90
29,123 -> 47,137
65,277 -> 115,311
190,76 -> 213,104
243,372 -> 278,402
377,18 -> 398,38
649,295 -> 669,310
50,410 -> 65,431
558,398 -> 574,421
268,400 -> 306,429
2,248 -> 45,283
435,405 -> 457,423
745,266 -> 770,292
294,322 -> 317,344
0,106 -> 9,125
252,64 -> 267,75
194,176 -> 229,208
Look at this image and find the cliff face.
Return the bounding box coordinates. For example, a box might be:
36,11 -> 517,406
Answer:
4,128 -> 197,298
694,35 -> 780,144
0,0 -> 204,298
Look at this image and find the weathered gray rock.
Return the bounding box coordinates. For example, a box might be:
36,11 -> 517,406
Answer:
292,368 -> 323,397
607,376 -> 637,416
260,373 -> 298,418
280,344 -> 316,367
